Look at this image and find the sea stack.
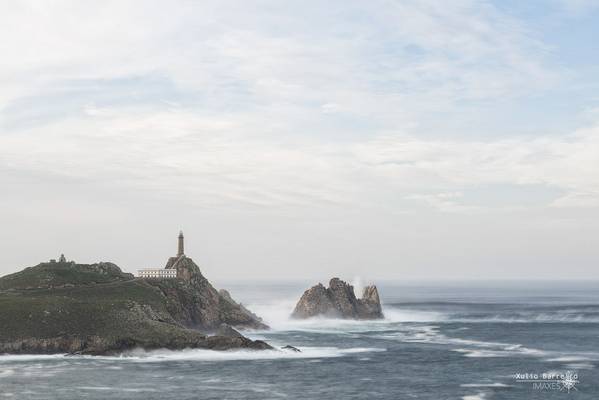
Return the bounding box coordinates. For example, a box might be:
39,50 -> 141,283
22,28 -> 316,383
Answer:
291,278 -> 383,319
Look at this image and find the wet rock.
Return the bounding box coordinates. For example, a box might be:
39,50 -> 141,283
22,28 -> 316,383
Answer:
281,345 -> 301,352
215,323 -> 244,338
148,256 -> 268,331
291,278 -> 383,319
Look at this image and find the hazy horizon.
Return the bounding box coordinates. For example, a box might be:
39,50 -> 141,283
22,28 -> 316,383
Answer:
1,1 -> 598,281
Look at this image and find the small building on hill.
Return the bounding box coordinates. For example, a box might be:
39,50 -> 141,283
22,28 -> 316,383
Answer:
138,268 -> 177,279
137,231 -> 187,279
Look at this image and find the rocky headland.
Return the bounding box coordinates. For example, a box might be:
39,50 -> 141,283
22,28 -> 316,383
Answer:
151,254 -> 268,331
292,278 -> 383,319
0,258 -> 269,355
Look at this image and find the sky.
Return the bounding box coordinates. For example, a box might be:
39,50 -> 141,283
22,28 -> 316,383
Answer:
0,0 -> 598,281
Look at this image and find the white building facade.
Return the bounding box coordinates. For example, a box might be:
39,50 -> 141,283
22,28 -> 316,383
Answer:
138,268 -> 177,279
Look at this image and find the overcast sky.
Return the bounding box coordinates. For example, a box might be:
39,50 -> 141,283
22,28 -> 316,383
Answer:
1,0 -> 598,281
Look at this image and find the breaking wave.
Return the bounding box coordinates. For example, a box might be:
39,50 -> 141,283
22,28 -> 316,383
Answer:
460,383 -> 511,388
0,354 -> 66,362
114,346 -> 386,362
384,302 -> 599,323
0,347 -> 386,364
248,298 -> 599,330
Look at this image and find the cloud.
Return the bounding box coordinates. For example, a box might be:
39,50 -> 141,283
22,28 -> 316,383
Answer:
354,126 -> 599,211
0,1 -> 569,209
1,104 -> 597,214
0,1 -> 597,278
404,192 -> 483,213
0,0 -> 555,125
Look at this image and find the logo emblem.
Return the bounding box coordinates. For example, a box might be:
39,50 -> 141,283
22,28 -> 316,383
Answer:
560,371 -> 579,393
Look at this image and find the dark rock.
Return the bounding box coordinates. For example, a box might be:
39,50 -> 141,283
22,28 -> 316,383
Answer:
218,289 -> 266,328
359,285 -> 383,318
215,323 -> 244,338
291,277 -> 383,319
146,255 -> 268,331
281,345 -> 301,352
0,331 -> 273,355
203,336 -> 272,351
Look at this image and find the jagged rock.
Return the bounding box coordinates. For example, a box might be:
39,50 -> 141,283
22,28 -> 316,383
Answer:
204,336 -> 271,351
0,331 -> 272,355
147,255 -> 268,331
291,278 -> 383,319
215,323 -> 244,338
360,285 -> 383,317
281,345 -> 301,352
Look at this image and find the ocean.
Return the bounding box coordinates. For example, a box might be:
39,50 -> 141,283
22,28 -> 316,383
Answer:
1,280 -> 598,399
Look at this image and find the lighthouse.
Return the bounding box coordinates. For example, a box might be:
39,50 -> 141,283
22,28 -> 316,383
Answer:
137,231 -> 186,279
177,231 -> 185,257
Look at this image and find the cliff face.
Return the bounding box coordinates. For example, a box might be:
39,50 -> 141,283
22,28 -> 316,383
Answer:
148,255 -> 268,330
292,278 -> 383,319
0,261 -> 269,355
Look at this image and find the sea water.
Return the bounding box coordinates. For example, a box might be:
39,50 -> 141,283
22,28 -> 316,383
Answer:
1,280 -> 598,399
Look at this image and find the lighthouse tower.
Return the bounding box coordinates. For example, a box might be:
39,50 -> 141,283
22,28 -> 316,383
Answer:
177,231 -> 185,257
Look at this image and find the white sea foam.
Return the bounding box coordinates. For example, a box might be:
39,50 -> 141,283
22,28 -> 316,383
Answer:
375,323 -> 547,360
453,349 -> 512,358
0,354 -> 65,362
378,325 -> 524,347
382,307 -> 446,323
0,346 -> 385,364
565,363 -> 594,370
450,314 -> 599,323
387,304 -> 599,324
351,276 -> 364,297
453,349 -> 506,358
248,299 -> 599,337
462,392 -> 487,400
460,383 -> 511,388
100,346 -> 386,362
244,302 -> 390,333
0,369 -> 15,378
451,343 -> 544,358
77,387 -> 159,392
545,354 -> 597,369
245,301 -> 444,334
246,299 -> 298,331
546,356 -> 591,362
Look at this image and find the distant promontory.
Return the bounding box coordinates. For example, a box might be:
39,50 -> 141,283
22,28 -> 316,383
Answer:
0,234 -> 269,355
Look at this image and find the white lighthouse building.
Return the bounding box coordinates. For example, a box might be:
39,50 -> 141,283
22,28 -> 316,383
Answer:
137,232 -> 185,279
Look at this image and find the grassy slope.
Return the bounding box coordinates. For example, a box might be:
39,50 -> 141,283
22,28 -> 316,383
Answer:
0,279 -> 171,340
0,261 -> 133,290
0,262 -> 198,345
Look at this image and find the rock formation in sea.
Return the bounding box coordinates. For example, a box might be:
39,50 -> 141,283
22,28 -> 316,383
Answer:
291,277 -> 383,319
0,257 -> 270,355
281,345 -> 301,352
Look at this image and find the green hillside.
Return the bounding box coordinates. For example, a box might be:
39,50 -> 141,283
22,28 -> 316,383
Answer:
0,261 -> 134,290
